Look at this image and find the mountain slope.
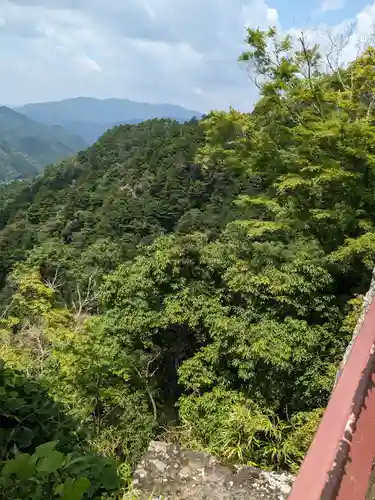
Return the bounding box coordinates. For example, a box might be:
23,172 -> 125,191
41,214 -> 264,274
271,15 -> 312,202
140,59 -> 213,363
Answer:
0,107 -> 87,181
16,97 -> 202,143
0,140 -> 39,182
0,117 -> 248,281
49,119 -> 145,145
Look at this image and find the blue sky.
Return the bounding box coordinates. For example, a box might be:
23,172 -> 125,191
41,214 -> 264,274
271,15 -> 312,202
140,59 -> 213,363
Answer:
1,0 -> 374,112
273,0 -> 369,28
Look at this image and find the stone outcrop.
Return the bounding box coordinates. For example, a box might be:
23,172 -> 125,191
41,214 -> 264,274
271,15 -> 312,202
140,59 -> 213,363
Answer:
133,441 -> 294,499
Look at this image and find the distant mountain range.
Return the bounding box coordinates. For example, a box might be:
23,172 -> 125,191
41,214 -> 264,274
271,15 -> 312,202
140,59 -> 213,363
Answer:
0,97 -> 201,181
15,97 -> 201,144
0,97 -> 200,182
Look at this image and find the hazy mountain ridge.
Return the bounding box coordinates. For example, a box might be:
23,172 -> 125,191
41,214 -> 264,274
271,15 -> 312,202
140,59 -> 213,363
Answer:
0,97 -> 200,181
15,97 -> 202,143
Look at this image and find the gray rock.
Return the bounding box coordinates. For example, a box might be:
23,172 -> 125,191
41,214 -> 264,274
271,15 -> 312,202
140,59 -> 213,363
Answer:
132,441 -> 294,499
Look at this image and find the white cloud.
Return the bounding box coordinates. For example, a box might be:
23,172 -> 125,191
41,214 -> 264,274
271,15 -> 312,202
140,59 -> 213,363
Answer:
291,3 -> 375,67
267,8 -> 279,25
2,0 -> 275,110
75,54 -> 102,73
140,0 -> 156,21
1,0 -> 375,112
356,3 -> 375,37
320,0 -> 345,13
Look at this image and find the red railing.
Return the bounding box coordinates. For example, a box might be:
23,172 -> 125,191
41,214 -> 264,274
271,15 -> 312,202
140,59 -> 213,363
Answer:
289,297 -> 375,499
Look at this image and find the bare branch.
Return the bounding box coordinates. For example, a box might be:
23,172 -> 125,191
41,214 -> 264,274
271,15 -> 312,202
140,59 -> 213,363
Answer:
72,273 -> 100,316
44,267 -> 62,291
324,24 -> 355,92
299,33 -> 313,84
298,33 -> 324,117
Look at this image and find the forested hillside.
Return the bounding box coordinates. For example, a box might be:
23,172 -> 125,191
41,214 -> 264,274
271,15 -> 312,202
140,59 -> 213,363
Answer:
0,107 -> 87,182
0,140 -> 39,183
0,27 -> 374,499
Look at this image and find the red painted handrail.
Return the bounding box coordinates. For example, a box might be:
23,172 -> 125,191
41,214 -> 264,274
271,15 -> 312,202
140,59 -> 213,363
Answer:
289,298 -> 375,499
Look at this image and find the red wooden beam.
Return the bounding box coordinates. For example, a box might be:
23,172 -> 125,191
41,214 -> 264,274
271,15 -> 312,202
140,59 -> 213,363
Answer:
289,298 -> 375,500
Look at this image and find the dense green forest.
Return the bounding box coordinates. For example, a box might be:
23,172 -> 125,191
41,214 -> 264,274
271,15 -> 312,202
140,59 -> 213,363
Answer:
0,27 -> 374,498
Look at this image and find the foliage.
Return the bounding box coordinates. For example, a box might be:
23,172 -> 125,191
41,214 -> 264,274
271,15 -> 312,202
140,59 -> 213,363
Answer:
0,441 -> 120,500
0,266 -> 155,468
0,362 -> 122,499
0,361 -> 76,460
178,388 -> 323,471
46,315 -> 156,467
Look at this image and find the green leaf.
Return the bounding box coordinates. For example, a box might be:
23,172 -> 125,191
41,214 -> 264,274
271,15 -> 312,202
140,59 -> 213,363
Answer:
65,456 -> 93,475
70,477 -> 91,499
13,426 -> 34,448
57,477 -> 91,500
34,440 -> 58,459
4,397 -> 26,411
97,467 -> 121,490
36,450 -> 64,474
54,482 -> 65,495
1,453 -> 34,480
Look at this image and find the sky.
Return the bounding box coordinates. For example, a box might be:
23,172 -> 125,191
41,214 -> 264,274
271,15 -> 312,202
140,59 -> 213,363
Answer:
1,0 -> 374,112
